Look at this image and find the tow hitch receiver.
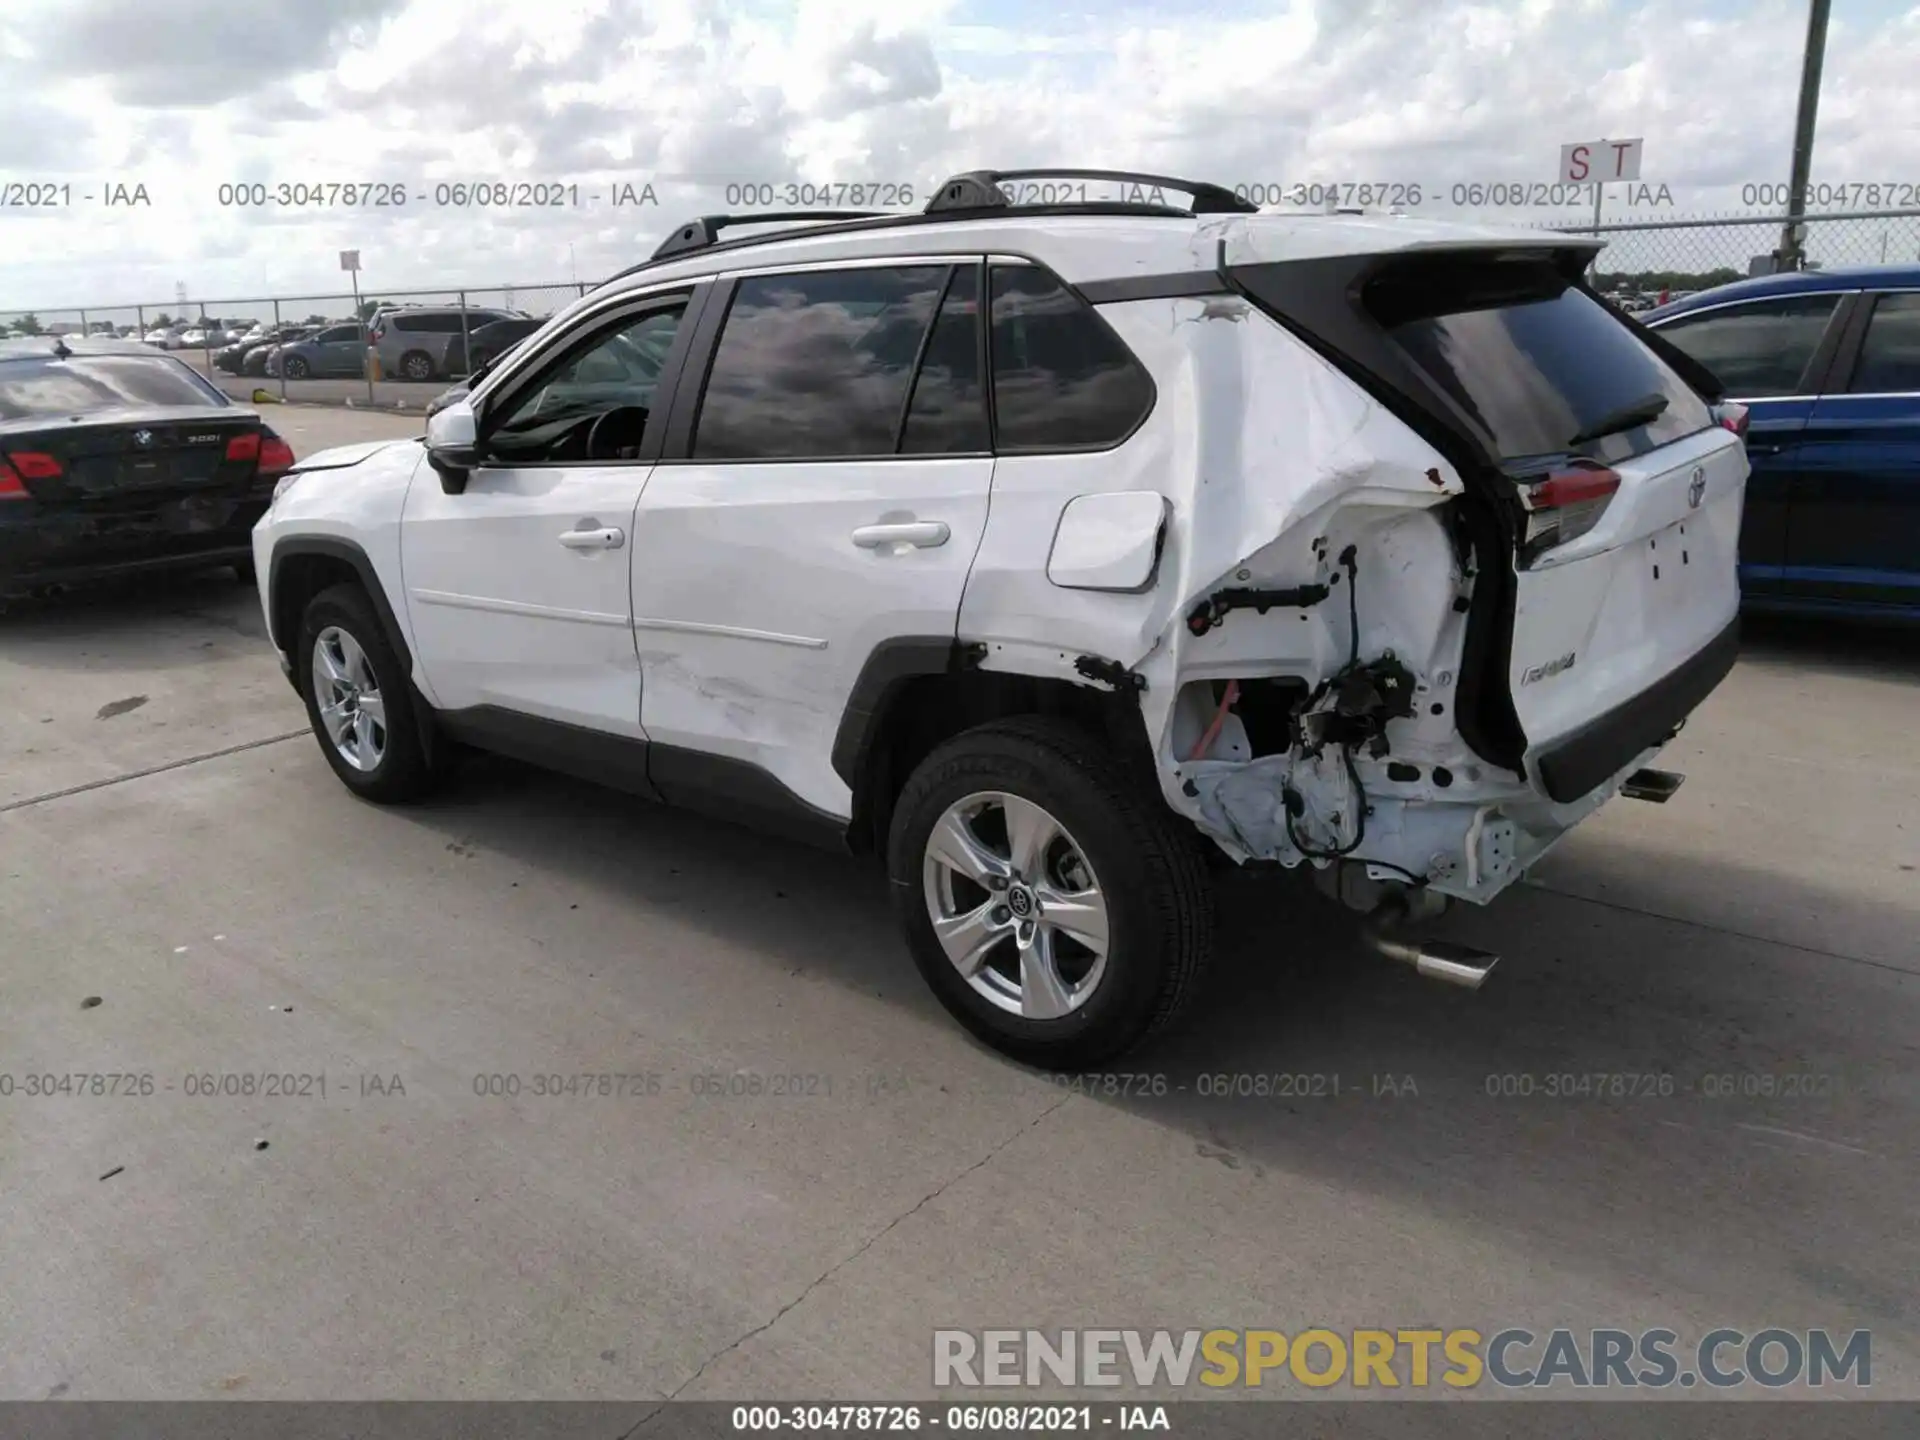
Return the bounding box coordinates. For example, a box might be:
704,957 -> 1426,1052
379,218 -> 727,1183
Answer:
1360,908 -> 1500,990
1621,767 -> 1686,803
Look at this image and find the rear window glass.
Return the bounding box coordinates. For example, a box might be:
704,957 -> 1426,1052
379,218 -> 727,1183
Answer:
0,355 -> 225,420
1370,257 -> 1713,463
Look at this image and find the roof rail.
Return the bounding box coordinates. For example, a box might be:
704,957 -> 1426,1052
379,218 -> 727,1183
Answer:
924,169 -> 1258,217
651,210 -> 889,262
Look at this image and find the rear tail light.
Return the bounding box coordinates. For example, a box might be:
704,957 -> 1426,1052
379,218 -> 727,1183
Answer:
7,451 -> 63,480
1514,460 -> 1621,562
259,435 -> 296,477
1713,401 -> 1750,439
0,459 -> 27,499
225,432 -> 262,462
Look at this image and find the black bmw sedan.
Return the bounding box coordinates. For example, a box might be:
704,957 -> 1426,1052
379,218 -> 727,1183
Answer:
0,337 -> 295,598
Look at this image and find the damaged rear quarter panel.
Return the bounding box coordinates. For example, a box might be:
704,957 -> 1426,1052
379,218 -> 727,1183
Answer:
959,290 -> 1569,899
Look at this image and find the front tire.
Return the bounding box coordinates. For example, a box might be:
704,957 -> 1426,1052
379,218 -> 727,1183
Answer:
887,717 -> 1213,1070
282,356 -> 309,379
298,583 -> 439,803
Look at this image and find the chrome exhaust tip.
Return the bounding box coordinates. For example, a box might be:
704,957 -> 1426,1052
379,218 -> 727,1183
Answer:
1361,921 -> 1499,991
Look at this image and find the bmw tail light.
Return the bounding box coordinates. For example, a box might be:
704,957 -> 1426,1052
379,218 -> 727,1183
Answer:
7,451 -> 63,480
225,432 -> 261,462
1513,460 -> 1621,563
259,435 -> 296,477
0,458 -> 27,499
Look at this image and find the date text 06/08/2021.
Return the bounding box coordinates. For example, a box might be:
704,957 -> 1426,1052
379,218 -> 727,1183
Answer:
210,181 -> 662,209
729,1404 -> 1171,1432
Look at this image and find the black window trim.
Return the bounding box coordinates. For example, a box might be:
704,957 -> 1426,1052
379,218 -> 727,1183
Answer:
1832,287 -> 1920,397
1648,287 -> 1860,400
471,283 -> 705,470
891,262 -> 962,454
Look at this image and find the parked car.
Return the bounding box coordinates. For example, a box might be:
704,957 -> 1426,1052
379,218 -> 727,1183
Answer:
256,169 -> 1747,1069
1643,264 -> 1920,621
216,326 -> 313,375
443,316 -> 545,376
369,307 -> 519,381
424,336 -> 533,416
0,337 -> 295,597
178,328 -> 212,348
267,323 -> 370,379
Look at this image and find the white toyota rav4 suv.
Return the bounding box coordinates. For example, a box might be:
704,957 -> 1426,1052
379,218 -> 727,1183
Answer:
254,169 -> 1749,1070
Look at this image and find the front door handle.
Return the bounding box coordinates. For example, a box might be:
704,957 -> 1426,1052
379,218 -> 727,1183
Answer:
559,526 -> 625,551
851,521 -> 950,550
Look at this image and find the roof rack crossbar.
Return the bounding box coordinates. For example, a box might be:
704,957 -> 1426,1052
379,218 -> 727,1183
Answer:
650,210 -> 890,262
924,169 -> 1258,217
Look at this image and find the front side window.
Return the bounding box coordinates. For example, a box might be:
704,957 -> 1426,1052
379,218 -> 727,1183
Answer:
693,266 -> 948,460
1848,293 -> 1920,393
988,265 -> 1155,451
484,302 -> 686,463
1654,294 -> 1841,399
320,326 -> 361,344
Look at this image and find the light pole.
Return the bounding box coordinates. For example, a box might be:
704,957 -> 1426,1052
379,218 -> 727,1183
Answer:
1778,0 -> 1832,271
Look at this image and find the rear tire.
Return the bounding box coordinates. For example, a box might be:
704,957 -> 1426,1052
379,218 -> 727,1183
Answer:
887,716 -> 1213,1070
400,351 -> 436,381
282,356 -> 309,379
298,583 -> 440,803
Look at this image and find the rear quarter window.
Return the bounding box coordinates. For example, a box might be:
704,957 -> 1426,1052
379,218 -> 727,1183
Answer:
1368,256 -> 1714,464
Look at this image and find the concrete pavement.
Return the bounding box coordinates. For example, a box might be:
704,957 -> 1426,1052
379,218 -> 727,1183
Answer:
1,426 -> 1916,1412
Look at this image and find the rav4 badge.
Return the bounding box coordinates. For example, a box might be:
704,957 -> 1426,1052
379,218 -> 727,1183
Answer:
1521,652 -> 1577,686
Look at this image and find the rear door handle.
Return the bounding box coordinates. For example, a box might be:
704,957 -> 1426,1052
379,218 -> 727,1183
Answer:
1747,443 -> 1784,456
559,526 -> 625,551
851,521 -> 949,549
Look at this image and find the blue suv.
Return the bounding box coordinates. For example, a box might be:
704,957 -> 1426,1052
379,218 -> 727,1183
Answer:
1644,266 -> 1920,620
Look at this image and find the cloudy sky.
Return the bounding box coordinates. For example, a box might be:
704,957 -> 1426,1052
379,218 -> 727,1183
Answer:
1,0 -> 1917,315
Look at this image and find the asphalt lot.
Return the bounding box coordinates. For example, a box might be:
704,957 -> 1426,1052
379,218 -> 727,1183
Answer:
1,406 -> 1916,1415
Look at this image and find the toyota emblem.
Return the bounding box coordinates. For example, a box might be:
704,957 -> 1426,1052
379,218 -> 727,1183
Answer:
133,429 -> 154,448
1687,467 -> 1706,509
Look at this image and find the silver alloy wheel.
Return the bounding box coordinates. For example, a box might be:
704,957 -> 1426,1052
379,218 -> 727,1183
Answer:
403,353 -> 433,380
311,625 -> 388,772
922,791 -> 1111,1020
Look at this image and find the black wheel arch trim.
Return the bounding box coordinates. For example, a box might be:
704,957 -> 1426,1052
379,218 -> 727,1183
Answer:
266,535 -> 413,684
831,636 -> 976,790
1534,615 -> 1741,803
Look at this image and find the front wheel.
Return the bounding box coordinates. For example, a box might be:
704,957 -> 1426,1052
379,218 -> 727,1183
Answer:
298,583 -> 440,803
281,356 -> 309,379
887,717 -> 1213,1070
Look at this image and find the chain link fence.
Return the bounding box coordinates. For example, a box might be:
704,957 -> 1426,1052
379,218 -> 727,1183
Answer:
0,282 -> 593,409
1546,208 -> 1920,298
6,210 -> 1919,409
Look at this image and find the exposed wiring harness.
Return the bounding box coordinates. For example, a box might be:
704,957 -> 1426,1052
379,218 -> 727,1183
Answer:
1278,545 -> 1429,887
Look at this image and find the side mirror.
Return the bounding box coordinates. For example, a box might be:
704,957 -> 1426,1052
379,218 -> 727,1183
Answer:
425,399 -> 480,495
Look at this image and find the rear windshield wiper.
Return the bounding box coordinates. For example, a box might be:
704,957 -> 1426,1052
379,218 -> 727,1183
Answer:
1568,391 -> 1668,447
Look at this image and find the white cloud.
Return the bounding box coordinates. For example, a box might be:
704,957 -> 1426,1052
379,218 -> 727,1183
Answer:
0,0 -> 1915,312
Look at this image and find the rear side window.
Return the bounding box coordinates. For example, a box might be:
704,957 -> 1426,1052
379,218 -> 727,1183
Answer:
1849,293 -> 1920,393
1654,294 -> 1840,398
0,355 -> 226,420
901,265 -> 989,454
1370,256 -> 1714,463
693,266 -> 946,460
988,266 -> 1154,451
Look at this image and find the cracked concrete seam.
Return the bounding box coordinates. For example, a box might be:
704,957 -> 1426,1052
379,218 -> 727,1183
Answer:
626,1093 -> 1075,1427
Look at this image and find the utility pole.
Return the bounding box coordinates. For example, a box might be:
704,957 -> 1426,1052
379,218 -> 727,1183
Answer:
1778,0 -> 1831,272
